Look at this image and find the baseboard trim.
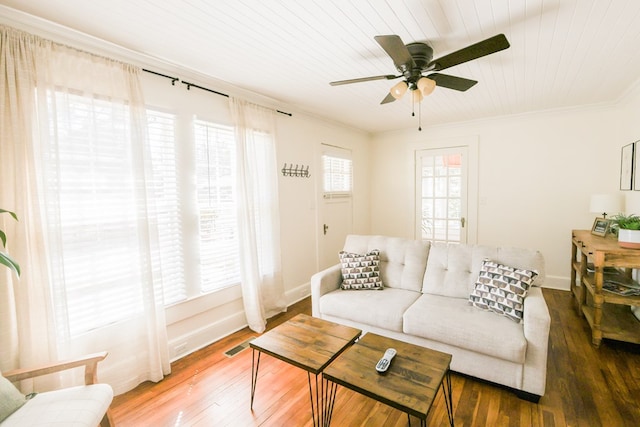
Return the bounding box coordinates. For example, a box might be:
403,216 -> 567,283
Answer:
285,282 -> 311,306
168,283 -> 311,362
169,311 -> 248,362
542,275 -> 569,291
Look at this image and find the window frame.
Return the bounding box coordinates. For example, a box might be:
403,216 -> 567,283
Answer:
321,146 -> 353,200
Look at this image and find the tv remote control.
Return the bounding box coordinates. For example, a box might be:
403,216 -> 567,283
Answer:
375,348 -> 397,373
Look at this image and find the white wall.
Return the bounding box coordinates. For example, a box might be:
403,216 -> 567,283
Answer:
371,87 -> 640,290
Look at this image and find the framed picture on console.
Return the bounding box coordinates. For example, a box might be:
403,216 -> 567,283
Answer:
634,140 -> 640,190
621,142 -> 634,191
591,217 -> 611,237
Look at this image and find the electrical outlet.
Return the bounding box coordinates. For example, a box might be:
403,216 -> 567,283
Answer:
174,342 -> 187,356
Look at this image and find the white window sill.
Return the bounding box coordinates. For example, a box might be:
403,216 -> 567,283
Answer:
165,284 -> 243,325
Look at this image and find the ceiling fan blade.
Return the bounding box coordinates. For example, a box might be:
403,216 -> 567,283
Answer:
428,34 -> 510,71
330,74 -> 399,86
380,92 -> 396,104
427,73 -> 478,91
374,35 -> 416,72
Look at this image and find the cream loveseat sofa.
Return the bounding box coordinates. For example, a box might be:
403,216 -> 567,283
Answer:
311,235 -> 550,401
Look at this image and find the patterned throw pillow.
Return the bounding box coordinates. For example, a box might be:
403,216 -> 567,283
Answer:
339,250 -> 383,290
468,259 -> 538,322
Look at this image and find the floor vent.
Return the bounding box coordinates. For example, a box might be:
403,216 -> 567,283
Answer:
224,337 -> 256,358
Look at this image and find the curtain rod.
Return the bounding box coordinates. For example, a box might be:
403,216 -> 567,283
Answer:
181,80 -> 228,98
142,68 -> 179,85
142,69 -> 291,117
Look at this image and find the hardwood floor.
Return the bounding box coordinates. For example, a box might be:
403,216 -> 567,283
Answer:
110,289 -> 640,426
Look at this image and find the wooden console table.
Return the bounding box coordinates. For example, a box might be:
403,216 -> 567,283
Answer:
571,230 -> 640,347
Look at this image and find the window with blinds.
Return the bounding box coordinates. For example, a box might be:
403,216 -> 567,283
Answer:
42,91 -> 251,336
193,120 -> 241,292
322,152 -> 353,198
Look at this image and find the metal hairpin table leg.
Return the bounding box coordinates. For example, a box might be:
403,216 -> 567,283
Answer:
443,370 -> 454,426
406,414 -> 427,427
307,372 -> 329,427
250,349 -> 261,409
323,376 -> 339,427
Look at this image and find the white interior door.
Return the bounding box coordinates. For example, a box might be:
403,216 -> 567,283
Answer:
318,145 -> 353,269
415,147 -> 469,244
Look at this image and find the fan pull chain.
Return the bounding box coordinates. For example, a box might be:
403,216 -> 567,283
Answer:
418,100 -> 422,131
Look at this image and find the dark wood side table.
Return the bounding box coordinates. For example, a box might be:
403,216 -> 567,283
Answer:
322,332 -> 454,427
249,314 -> 361,427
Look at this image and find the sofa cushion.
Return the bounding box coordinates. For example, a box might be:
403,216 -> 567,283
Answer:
319,288 -> 422,332
422,243 -> 545,298
403,294 -> 527,364
494,246 -> 545,286
343,235 -> 430,292
469,259 -> 538,322
0,374 -> 26,423
1,384 -> 113,427
339,250 -> 383,290
422,243 -> 495,298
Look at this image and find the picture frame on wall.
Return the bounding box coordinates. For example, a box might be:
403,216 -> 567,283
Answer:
591,217 -> 611,237
634,141 -> 640,190
620,142 -> 634,191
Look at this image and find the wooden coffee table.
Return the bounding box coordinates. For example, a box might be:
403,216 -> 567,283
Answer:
249,314 -> 361,427
322,333 -> 454,426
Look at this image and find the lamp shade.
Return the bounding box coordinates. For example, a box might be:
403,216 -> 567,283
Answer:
589,194 -> 623,217
390,81 -> 408,99
417,77 -> 436,96
411,89 -> 423,103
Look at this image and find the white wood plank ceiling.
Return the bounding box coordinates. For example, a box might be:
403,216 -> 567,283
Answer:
1,0 -> 640,133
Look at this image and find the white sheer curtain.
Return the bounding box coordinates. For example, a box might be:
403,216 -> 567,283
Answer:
0,26 -> 57,382
229,98 -> 286,333
0,26 -> 170,394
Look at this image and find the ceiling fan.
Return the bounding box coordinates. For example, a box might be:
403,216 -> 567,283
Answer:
330,34 -> 510,105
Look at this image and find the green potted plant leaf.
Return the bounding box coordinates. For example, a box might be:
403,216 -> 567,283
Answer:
610,213 -> 640,249
0,209 -> 21,276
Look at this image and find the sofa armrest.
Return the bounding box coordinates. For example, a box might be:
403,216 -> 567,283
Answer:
310,263 -> 342,317
523,287 -> 551,333
521,287 -> 551,396
3,352 -> 108,386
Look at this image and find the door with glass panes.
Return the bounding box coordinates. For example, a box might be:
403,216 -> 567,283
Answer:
416,147 -> 468,243
319,145 -> 353,270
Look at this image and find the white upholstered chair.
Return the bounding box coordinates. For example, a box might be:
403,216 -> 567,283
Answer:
0,352 -> 114,427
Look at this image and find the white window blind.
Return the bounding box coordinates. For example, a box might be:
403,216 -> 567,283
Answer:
322,151 -> 353,198
194,120 -> 240,292
147,110 -> 186,305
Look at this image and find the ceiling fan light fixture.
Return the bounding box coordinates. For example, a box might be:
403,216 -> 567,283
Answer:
390,81 -> 408,99
411,89 -> 424,104
417,77 -> 436,96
